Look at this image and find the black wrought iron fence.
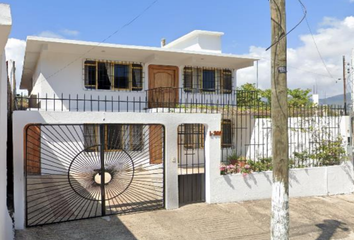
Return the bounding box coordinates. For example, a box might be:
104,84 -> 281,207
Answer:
15,89 -> 348,171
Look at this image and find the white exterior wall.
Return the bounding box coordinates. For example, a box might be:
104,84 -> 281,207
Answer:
13,111 -> 221,229
211,161 -> 354,203
0,3 -> 13,240
28,51 -> 238,111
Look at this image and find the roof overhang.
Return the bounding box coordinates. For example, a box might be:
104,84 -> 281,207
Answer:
20,36 -> 258,90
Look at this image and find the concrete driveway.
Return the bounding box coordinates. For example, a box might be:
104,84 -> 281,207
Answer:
16,194 -> 354,240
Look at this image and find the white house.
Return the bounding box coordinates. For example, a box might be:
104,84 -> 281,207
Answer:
13,29 -> 354,230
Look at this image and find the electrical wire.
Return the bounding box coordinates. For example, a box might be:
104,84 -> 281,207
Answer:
46,0 -> 159,80
303,13 -> 334,79
266,0 -> 307,51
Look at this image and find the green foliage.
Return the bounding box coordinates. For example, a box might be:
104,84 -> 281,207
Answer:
287,88 -> 313,107
236,83 -> 263,106
293,137 -> 346,166
246,157 -> 273,172
236,83 -> 313,108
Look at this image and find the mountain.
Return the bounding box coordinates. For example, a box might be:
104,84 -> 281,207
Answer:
319,93 -> 350,106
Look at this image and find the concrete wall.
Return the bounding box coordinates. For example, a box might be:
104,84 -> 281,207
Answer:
211,161 -> 354,203
13,111 -> 221,229
0,3 -> 13,240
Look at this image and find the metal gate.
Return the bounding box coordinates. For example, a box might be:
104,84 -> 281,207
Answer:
177,124 -> 205,205
25,124 -> 165,227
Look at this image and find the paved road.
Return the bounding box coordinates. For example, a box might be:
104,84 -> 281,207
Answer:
16,194 -> 354,240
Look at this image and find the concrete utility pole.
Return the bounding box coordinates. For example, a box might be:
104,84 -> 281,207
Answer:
343,56 -> 347,114
269,0 -> 289,239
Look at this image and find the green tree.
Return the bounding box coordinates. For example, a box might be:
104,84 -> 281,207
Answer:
236,83 -> 263,106
287,88 -> 312,107
236,84 -> 313,108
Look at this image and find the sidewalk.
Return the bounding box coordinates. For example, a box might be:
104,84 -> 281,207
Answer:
16,194 -> 354,240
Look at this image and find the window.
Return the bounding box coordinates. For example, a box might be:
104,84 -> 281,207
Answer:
97,62 -> 111,90
83,125 -> 98,151
84,60 -> 143,91
202,70 -> 215,92
84,61 -> 96,89
132,64 -> 143,91
221,120 -> 232,148
114,64 -> 129,89
183,67 -> 193,91
130,125 -> 143,151
183,67 -> 232,93
84,124 -> 144,152
106,125 -> 123,150
184,124 -> 205,149
222,70 -> 232,93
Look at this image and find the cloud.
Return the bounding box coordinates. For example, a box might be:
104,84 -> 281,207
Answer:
60,29 -> 79,36
237,16 -> 354,98
5,38 -> 26,92
37,29 -> 80,39
37,31 -> 64,39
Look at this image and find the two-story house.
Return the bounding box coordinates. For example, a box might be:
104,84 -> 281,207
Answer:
13,30 -> 258,228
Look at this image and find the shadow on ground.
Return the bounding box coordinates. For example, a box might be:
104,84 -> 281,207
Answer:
316,220 -> 349,240
16,216 -> 137,240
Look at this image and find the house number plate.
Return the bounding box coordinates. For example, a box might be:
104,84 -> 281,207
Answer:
209,131 -> 222,136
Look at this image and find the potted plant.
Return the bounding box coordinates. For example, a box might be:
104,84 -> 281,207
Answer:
237,156 -> 247,171
227,152 -> 239,165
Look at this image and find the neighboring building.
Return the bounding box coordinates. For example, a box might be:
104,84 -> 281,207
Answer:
0,3 -> 14,240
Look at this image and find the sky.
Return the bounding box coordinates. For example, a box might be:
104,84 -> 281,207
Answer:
3,0 -> 354,98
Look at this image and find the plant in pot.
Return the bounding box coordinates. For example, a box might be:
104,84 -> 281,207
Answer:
227,152 -> 239,165
237,156 -> 247,170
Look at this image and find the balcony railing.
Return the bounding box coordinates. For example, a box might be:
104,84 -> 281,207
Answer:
14,88 -> 251,114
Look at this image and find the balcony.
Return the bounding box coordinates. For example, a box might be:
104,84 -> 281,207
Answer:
15,88 -> 248,114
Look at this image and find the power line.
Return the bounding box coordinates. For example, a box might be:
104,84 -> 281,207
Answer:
301,7 -> 334,79
266,0 -> 307,51
46,0 -> 158,80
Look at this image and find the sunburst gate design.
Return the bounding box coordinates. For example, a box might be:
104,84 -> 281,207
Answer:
25,124 -> 164,227
68,146 -> 134,201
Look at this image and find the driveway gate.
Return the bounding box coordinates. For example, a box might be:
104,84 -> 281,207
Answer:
25,124 -> 165,227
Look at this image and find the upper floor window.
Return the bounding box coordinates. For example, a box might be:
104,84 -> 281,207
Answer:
183,67 -> 233,93
84,60 -> 143,91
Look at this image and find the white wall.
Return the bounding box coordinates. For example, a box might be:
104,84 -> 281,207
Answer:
210,161 -> 354,203
0,3 -> 13,240
28,51 -> 237,111
13,111 -> 221,229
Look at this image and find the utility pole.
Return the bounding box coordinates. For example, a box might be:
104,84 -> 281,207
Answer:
343,56 -> 347,114
269,1 -> 289,239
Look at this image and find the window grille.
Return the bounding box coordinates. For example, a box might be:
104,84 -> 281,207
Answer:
184,124 -> 205,149
183,66 -> 233,93
221,119 -> 232,148
84,60 -> 143,91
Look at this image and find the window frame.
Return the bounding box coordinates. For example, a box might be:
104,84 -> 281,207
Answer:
83,60 -> 143,91
183,66 -> 233,94
221,69 -> 233,93
83,124 -> 99,152
221,119 -> 232,148
184,124 -> 205,149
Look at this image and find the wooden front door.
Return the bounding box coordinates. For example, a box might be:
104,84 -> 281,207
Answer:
148,65 -> 179,108
149,125 -> 163,164
26,125 -> 41,175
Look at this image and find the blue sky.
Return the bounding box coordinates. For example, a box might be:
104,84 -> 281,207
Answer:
3,0 -> 353,54
3,0 -> 354,97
